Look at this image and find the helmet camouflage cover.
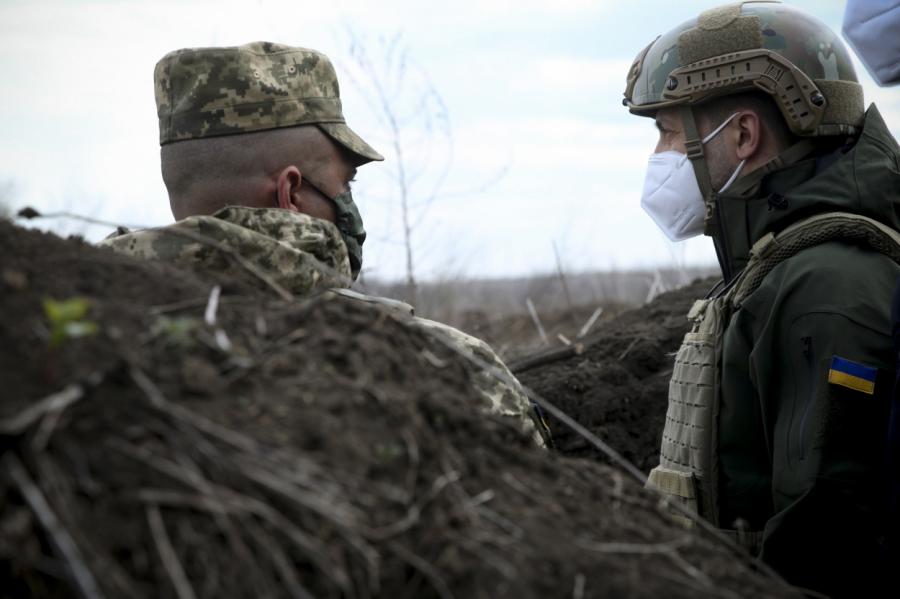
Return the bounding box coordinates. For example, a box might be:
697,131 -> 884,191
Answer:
155,42 -> 383,163
623,1 -> 864,137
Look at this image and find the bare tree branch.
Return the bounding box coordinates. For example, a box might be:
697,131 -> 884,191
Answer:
339,25 -> 467,303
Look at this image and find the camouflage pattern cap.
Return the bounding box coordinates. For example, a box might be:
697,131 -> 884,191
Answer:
154,42 -> 383,162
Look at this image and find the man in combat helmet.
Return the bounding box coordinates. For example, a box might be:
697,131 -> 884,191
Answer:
624,1 -> 900,594
99,42 -> 549,446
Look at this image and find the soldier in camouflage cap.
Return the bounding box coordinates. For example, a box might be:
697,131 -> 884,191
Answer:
100,42 -> 550,447
152,42 -> 381,279
624,2 -> 900,595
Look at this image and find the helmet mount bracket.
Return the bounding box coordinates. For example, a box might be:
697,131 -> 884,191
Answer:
663,49 -> 826,136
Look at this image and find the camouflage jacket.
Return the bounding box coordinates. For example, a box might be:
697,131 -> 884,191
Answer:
100,207 -> 546,446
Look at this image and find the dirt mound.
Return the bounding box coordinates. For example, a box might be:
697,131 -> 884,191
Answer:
0,222 -> 793,598
516,279 -> 717,472
457,301 -> 632,360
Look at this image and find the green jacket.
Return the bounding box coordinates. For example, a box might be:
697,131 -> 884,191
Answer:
716,107 -> 899,595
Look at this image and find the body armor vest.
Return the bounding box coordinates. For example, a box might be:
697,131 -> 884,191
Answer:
647,212 -> 900,545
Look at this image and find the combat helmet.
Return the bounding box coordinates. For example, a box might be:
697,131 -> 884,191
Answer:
624,0 -> 863,136
623,1 -> 865,232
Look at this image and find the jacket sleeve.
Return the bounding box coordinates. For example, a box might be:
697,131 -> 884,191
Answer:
761,313 -> 892,595
889,278 -> 900,563
748,297 -> 893,595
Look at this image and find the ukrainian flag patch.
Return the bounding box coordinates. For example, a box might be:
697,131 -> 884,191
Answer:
827,356 -> 877,395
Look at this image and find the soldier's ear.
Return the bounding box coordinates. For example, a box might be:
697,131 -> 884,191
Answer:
275,166 -> 303,212
734,112 -> 762,162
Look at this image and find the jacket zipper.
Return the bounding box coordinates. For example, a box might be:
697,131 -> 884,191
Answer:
712,193 -> 734,282
797,336 -> 814,461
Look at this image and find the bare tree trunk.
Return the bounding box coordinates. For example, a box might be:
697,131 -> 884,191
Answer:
341,29 -> 503,309
390,117 -> 417,306
343,30 -> 423,306
552,241 -> 577,328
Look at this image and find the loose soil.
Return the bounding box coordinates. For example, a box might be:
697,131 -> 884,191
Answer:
0,221 -> 793,598
516,279 -> 718,473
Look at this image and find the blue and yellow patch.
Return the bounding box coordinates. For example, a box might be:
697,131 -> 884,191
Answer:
827,356 -> 877,395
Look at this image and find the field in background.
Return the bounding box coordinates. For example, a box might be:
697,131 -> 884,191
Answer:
361,266 -> 718,359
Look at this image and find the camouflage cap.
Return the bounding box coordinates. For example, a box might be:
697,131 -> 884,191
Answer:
154,41 -> 383,163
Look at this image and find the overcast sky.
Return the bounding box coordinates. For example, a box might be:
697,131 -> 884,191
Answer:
2,0 -> 898,281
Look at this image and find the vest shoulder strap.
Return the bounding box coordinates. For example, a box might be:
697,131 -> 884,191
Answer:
729,212 -> 900,307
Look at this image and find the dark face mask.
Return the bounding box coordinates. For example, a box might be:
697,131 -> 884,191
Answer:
302,181 -> 366,279
330,189 -> 366,279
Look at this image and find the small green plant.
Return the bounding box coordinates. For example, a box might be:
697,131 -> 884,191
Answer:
43,297 -> 98,348
374,442 -> 403,463
150,315 -> 200,347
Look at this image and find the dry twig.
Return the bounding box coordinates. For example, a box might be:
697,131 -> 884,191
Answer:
506,342 -> 586,374
574,536 -> 691,554
525,298 -> 549,346
0,384 -> 84,436
387,541 -> 455,599
618,337 -> 643,361
573,573 -> 586,599
577,306 -> 604,339
204,285 -> 221,326
243,517 -> 318,599
3,453 -> 105,599
120,440 -> 355,593
147,505 -> 197,599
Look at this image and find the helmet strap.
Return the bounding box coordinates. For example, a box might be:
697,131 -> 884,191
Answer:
761,138 -> 819,175
679,105 -> 717,236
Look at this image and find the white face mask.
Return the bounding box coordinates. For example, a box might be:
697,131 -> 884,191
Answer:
640,113 -> 746,242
